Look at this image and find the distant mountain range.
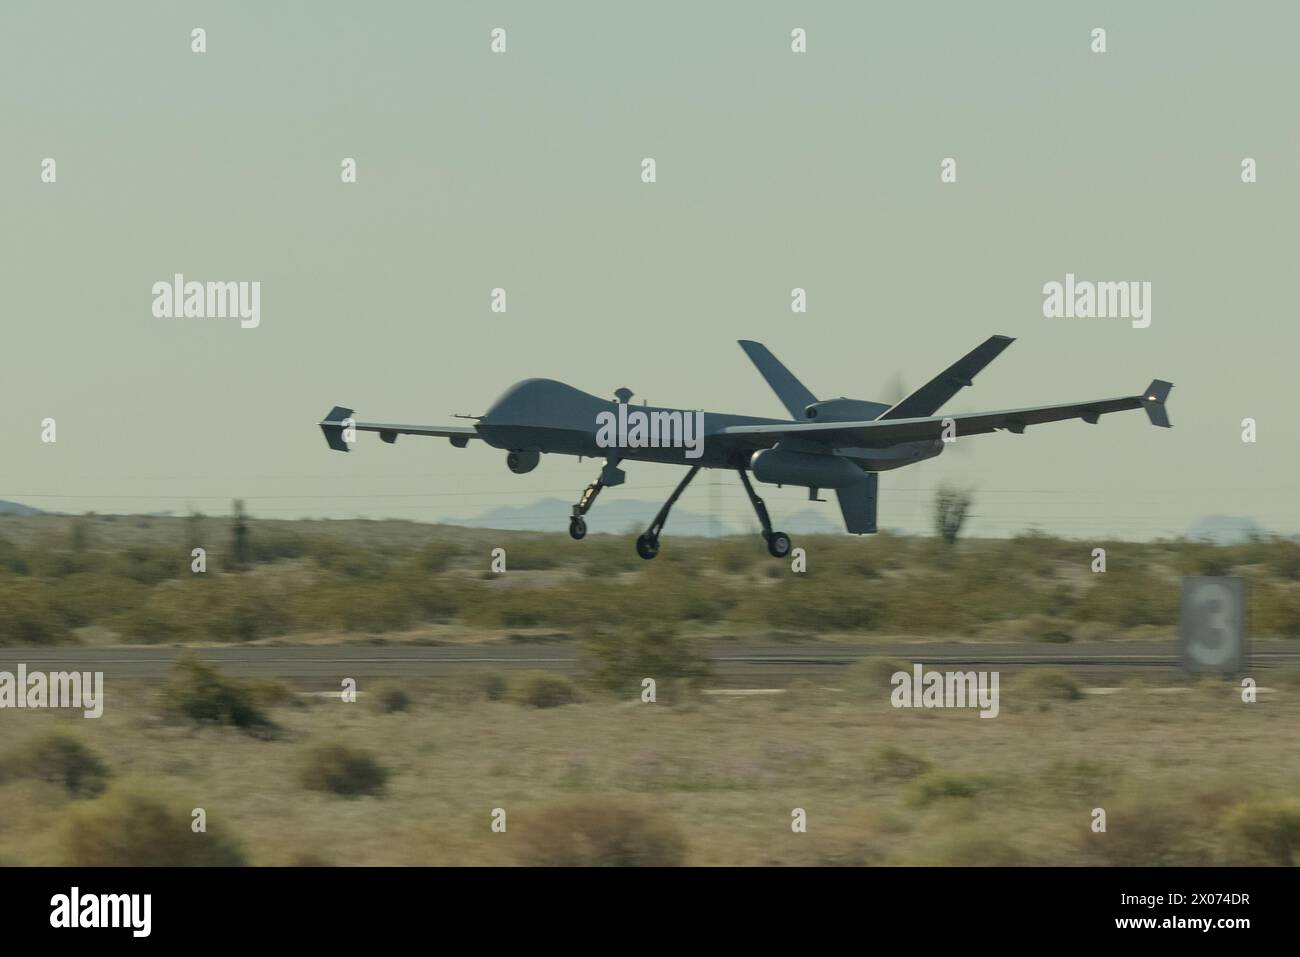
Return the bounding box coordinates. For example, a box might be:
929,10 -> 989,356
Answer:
442,497 -> 843,536
0,495 -> 1281,542
448,500 -> 1282,542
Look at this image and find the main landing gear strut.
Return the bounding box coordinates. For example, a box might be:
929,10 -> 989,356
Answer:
567,463 -> 792,561
738,469 -> 792,559
634,465 -> 701,560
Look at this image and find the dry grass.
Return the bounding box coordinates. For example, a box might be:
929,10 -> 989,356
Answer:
0,670 -> 1297,865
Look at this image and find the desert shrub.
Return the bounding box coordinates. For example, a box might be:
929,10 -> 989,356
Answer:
1224,798 -> 1300,865
1228,536 -> 1300,580
371,683 -> 412,713
1082,798 -> 1212,866
203,579 -> 292,642
714,539 -> 761,574
10,731 -> 110,797
1003,614 -> 1074,644
514,798 -> 687,866
0,578 -> 68,644
1251,584 -> 1300,639
110,576 -> 292,644
407,541 -> 463,574
26,547 -> 93,578
584,626 -> 712,696
922,826 -> 1027,866
476,671 -> 509,701
1263,539 -> 1300,580
1042,756 -> 1118,798
457,585 -> 565,629
866,744 -> 931,783
933,484 -> 974,545
904,770 -> 993,807
844,658 -> 909,699
159,655 -> 272,730
1176,542 -> 1235,577
248,528 -> 309,563
298,741 -> 389,797
439,671 -> 509,704
246,677 -> 296,710
105,545 -> 180,586
0,535 -> 31,574
1008,668 -> 1082,706
311,543 -> 393,580
1267,667 -> 1300,690
508,672 -> 579,709
292,578 -> 418,633
576,537 -> 644,578
737,575 -> 883,632
48,572 -> 148,629
59,783 -> 245,865
1076,568 -> 1178,628
108,585 -> 199,643
397,574 -> 461,621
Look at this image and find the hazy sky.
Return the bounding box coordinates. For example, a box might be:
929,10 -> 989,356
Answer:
3,1 -> 1297,539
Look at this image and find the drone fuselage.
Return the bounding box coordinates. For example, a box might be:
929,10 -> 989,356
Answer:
476,378 -> 941,473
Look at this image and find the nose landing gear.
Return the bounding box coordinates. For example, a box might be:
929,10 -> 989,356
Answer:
568,456 -> 624,540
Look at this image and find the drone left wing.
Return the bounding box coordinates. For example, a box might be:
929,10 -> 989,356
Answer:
319,406 -> 481,451
717,380 -> 1173,450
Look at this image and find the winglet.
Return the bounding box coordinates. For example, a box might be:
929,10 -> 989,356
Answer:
319,406 -> 353,451
1140,380 -> 1173,428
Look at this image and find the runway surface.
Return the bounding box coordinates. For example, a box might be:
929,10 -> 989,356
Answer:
1,640 -> 1296,687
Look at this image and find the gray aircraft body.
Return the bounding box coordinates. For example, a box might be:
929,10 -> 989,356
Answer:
320,337 -> 1172,559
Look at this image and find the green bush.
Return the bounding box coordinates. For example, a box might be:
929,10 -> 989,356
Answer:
1009,668 -> 1082,706
922,827 -> 1027,866
59,783 -> 245,865
514,798 -> 687,866
371,683 -> 412,713
904,770 -> 992,807
1225,798 -> 1300,865
49,573 -> 148,629
1081,798 -> 1211,866
0,578 -> 68,644
298,741 -> 390,797
1042,756 -> 1118,798
845,658 -> 909,698
246,677 -> 297,710
1251,585 -> 1300,639
866,744 -> 931,783
10,731 -> 110,797
476,671 -> 509,701
159,655 -> 272,730
584,626 -> 712,696
508,671 -> 579,709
